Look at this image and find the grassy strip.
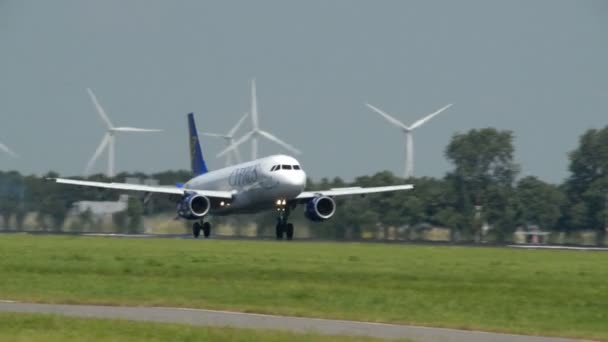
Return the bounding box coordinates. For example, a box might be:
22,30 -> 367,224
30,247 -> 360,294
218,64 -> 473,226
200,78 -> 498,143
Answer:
0,313 -> 392,341
0,236 -> 607,340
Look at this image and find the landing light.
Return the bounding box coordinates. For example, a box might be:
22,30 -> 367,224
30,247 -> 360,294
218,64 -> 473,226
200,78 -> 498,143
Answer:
276,199 -> 282,205
220,201 -> 225,206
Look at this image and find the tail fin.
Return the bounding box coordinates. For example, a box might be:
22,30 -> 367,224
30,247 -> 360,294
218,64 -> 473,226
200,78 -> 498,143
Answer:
187,113 -> 209,176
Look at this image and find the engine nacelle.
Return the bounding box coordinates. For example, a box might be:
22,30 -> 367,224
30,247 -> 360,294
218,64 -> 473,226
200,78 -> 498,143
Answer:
177,194 -> 211,220
305,196 -> 336,222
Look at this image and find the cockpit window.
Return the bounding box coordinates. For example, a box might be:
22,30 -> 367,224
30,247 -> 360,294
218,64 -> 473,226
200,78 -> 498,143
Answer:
272,164 -> 300,171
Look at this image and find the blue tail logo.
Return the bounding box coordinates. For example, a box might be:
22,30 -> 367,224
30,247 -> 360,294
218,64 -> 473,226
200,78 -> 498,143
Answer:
187,113 -> 209,176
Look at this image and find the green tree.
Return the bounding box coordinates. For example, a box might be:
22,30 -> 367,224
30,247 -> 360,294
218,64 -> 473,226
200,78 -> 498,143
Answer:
484,184 -> 518,241
445,128 -> 519,241
14,207 -> 27,230
0,194 -> 18,228
39,197 -> 68,231
35,172 -> 71,231
0,171 -> 25,229
112,211 -> 128,232
515,176 -> 566,231
564,127 -> 608,244
78,208 -> 94,231
126,197 -> 144,234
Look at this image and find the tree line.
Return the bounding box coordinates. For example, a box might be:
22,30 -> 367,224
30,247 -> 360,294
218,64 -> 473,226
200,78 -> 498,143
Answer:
1,126 -> 608,244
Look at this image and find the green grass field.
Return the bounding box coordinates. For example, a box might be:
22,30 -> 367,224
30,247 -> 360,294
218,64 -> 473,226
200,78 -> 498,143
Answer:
0,313 -> 390,342
0,235 -> 607,340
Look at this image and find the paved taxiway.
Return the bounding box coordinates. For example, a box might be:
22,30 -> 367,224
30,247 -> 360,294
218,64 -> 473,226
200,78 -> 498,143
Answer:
0,302 -> 589,342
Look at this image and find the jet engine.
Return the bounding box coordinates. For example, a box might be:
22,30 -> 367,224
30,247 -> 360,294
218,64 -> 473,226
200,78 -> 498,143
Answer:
304,196 -> 336,222
177,194 -> 211,220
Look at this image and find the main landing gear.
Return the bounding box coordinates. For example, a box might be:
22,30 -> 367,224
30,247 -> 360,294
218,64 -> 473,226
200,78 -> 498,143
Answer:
276,206 -> 294,241
192,219 -> 211,239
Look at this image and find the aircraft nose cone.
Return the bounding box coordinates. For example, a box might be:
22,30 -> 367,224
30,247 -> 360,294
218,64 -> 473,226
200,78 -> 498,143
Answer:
283,170 -> 306,191
293,170 -> 307,190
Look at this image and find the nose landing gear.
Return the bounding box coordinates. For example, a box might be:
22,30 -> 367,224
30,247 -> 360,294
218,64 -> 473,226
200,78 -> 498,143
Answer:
276,220 -> 294,240
275,202 -> 294,241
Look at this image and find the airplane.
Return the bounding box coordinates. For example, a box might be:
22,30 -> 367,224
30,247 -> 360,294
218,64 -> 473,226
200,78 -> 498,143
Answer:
52,113 -> 414,240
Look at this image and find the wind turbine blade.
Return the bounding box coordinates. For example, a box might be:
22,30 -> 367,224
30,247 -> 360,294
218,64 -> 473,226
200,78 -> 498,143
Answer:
86,88 -> 114,129
112,127 -> 163,133
216,131 -> 254,158
251,79 -> 259,130
200,132 -> 229,138
409,104 -> 453,130
85,134 -> 111,175
257,130 -> 301,155
365,103 -> 409,130
228,112 -> 249,137
0,142 -> 17,158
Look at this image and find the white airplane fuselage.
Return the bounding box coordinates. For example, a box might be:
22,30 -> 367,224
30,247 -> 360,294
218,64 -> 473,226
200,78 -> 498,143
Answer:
184,154 -> 306,215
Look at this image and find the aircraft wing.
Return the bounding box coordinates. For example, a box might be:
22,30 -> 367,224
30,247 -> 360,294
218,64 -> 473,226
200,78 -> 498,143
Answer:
296,184 -> 414,200
52,178 -> 234,199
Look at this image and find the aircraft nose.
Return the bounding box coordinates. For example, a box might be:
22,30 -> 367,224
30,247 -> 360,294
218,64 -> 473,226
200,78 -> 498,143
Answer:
297,170 -> 307,188
290,170 -> 307,190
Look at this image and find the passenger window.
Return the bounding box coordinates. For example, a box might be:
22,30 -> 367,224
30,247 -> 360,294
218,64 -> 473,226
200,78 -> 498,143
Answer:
282,165 -> 292,170
293,165 -> 301,170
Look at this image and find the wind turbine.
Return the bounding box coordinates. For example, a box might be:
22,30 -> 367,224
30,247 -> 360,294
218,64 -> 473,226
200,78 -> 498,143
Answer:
217,79 -> 301,160
201,112 -> 249,166
85,88 -> 162,178
365,102 -> 452,179
0,140 -> 17,158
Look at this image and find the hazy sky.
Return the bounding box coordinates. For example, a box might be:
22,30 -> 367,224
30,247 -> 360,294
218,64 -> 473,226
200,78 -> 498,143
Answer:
1,0 -> 607,183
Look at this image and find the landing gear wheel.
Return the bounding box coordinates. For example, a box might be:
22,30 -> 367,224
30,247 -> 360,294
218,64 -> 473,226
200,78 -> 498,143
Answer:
202,222 -> 211,238
276,223 -> 284,240
192,222 -> 201,239
286,223 -> 294,240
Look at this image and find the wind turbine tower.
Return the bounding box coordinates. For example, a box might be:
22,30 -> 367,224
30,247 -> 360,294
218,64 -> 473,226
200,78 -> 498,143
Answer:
365,102 -> 452,179
85,88 -> 163,178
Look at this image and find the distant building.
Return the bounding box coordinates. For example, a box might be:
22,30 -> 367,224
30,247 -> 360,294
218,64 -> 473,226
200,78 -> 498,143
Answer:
514,225 -> 551,244
69,177 -> 158,217
72,195 -> 129,216
125,177 -> 159,186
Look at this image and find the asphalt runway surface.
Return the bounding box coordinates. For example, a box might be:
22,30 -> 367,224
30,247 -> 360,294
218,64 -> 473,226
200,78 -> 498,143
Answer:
0,302 -> 590,342
3,230 -> 608,252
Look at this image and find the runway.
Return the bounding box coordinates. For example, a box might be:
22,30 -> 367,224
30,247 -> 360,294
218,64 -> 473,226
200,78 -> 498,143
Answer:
0,302 -> 588,342
2,231 -> 608,252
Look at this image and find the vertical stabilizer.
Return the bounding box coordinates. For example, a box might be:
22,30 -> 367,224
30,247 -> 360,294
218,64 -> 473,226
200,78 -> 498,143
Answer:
187,113 -> 209,176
